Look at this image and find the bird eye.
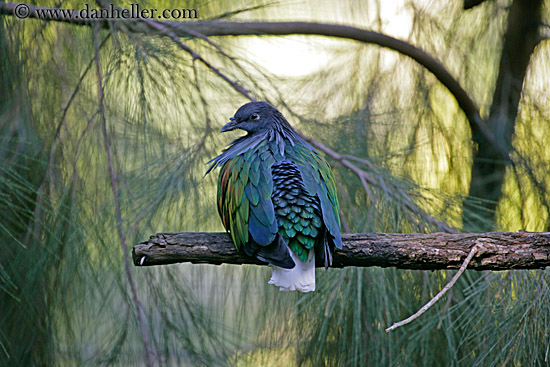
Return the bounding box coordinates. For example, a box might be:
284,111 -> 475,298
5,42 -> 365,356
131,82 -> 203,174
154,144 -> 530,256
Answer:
250,113 -> 260,121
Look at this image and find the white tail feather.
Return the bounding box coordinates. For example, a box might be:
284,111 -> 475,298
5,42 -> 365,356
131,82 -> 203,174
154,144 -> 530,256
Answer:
268,248 -> 315,292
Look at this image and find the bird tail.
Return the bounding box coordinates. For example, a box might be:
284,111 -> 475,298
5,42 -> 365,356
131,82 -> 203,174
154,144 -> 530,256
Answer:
268,248 -> 316,292
254,234 -> 295,269
316,230 -> 333,269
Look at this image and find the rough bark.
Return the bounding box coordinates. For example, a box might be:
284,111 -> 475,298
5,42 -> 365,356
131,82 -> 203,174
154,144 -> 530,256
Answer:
133,232 -> 550,270
465,0 -> 544,230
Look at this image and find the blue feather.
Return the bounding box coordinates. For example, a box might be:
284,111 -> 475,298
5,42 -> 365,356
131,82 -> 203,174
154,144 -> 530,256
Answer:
250,197 -> 276,228
245,183 -> 260,206
249,208 -> 277,245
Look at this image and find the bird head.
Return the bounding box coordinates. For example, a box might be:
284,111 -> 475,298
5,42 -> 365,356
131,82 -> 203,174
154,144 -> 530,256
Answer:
221,101 -> 286,134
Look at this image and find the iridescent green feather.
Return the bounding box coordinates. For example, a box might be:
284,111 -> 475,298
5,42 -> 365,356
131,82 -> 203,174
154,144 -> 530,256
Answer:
218,155 -> 251,250
217,141 -> 279,251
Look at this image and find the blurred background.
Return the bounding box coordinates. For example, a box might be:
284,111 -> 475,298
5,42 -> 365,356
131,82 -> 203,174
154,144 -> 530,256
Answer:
1,0 -> 550,365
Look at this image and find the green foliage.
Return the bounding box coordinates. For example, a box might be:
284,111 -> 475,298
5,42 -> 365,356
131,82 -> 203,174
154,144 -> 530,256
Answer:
1,0 -> 550,366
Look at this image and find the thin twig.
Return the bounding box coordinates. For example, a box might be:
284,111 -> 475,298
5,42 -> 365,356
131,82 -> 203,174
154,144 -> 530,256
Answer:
304,136 -> 456,233
385,244 -> 479,332
92,24 -> 155,367
142,18 -> 254,100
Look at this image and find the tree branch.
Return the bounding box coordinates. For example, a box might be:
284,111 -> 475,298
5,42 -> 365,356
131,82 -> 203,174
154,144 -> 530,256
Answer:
465,0 -> 544,230
0,2 -> 486,142
133,232 -> 550,270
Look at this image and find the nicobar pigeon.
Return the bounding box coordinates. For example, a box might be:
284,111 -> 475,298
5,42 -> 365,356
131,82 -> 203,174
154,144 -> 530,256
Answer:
207,102 -> 342,292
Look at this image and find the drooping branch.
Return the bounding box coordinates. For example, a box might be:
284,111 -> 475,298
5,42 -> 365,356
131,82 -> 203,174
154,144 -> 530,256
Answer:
0,2 -> 486,141
303,137 -> 457,234
133,232 -> 550,270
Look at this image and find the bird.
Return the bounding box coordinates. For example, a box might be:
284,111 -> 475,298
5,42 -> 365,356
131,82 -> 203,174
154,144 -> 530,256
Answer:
207,101 -> 342,292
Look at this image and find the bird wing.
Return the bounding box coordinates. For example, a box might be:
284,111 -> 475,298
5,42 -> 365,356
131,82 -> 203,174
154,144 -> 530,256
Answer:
217,141 -> 278,251
287,143 -> 342,249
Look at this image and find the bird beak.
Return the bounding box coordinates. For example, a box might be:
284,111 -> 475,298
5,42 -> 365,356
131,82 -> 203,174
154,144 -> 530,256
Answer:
221,117 -> 238,132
